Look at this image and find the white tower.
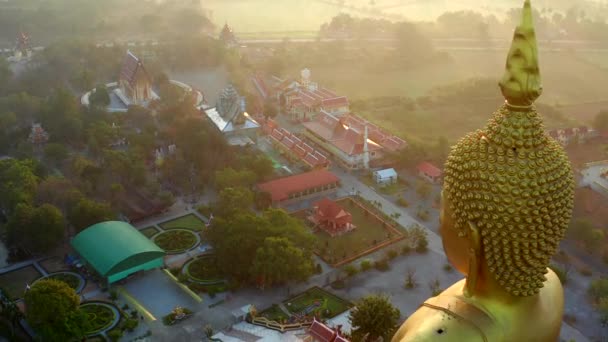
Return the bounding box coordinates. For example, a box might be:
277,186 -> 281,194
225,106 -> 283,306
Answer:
363,126 -> 370,169
301,68 -> 311,86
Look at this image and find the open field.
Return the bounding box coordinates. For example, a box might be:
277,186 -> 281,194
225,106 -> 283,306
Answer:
284,287 -> 352,318
0,266 -> 42,299
159,214 -> 205,232
298,50 -> 608,107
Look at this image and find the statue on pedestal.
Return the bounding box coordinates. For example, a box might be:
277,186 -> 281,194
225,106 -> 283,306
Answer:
392,1 -> 575,341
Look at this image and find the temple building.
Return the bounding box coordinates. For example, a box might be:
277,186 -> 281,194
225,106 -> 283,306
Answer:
116,51 -> 158,106
28,123 -> 49,145
13,32 -> 31,60
308,198 -> 355,237
274,69 -> 350,121
203,84 -> 260,146
302,111 -> 406,170
220,23 -> 239,48
257,170 -> 340,206
269,126 -> 330,170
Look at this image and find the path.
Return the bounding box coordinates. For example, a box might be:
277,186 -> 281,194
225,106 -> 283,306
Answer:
277,303 -> 292,318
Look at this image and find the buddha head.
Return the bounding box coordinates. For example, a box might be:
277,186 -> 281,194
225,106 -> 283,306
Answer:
439,0 -> 575,297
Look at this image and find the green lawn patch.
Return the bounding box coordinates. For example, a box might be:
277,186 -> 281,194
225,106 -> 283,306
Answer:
153,229 -> 198,254
0,266 -> 42,299
283,287 -> 351,320
80,302 -> 118,335
159,214 -> 205,231
294,198 -> 400,265
139,226 -> 160,238
185,256 -> 223,283
259,304 -> 289,322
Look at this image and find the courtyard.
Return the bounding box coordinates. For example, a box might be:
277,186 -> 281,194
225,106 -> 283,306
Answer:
293,197 -> 405,266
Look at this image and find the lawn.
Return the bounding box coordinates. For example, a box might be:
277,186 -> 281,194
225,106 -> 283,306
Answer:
139,226 -> 160,238
0,266 -> 42,299
153,229 -> 198,254
80,302 -> 118,335
185,256 -> 223,283
259,304 -> 289,322
159,214 -> 205,231
294,198 -> 398,265
284,287 -> 352,319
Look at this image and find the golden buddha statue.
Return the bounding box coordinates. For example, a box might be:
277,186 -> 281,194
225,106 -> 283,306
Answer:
392,1 -> 575,341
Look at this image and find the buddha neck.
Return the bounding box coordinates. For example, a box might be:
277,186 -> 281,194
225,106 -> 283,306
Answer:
465,257 -> 529,305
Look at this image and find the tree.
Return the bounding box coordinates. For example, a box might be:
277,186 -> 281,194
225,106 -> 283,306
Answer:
68,198 -> 116,232
214,168 -> 257,189
593,110 -> 608,133
6,203 -> 65,254
416,180 -> 432,199
215,187 -> 254,217
251,237 -> 313,288
404,268 -> 417,289
0,158 -> 39,214
89,84 -> 110,108
0,288 -> 23,339
24,279 -> 89,341
428,278 -> 442,296
349,294 -> 401,341
344,264 -> 359,277
255,191 -> 272,210
44,143 -> 69,166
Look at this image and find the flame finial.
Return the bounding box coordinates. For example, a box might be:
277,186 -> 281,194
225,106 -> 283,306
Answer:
499,0 -> 542,109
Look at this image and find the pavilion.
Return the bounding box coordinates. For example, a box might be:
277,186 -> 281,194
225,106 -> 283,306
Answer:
71,221 -> 165,284
308,198 -> 355,237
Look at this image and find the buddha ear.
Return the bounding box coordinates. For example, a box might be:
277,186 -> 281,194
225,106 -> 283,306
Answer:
467,221 -> 481,252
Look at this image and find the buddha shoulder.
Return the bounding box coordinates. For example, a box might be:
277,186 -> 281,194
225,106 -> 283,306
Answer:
392,295 -> 499,342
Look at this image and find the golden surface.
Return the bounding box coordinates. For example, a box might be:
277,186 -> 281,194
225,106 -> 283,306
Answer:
392,1 -> 574,341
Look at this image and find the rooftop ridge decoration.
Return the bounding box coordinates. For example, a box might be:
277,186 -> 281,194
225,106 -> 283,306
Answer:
499,0 -> 542,109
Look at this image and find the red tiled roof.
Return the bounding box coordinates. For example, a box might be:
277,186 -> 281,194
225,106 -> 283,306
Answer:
321,96 -> 349,109
252,75 -> 269,99
257,170 -> 340,202
314,198 -> 350,220
282,137 -> 295,149
309,319 -> 337,342
417,162 -> 442,178
578,126 -> 589,134
294,145 -> 307,158
302,143 -> 314,154
271,129 -> 284,141
119,51 -> 151,88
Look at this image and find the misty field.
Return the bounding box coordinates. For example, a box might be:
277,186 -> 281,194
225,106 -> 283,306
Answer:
299,50 -> 608,106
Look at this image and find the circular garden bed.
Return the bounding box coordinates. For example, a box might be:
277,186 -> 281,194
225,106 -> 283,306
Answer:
153,229 -> 199,254
80,302 -> 120,336
184,256 -> 224,284
33,272 -> 85,293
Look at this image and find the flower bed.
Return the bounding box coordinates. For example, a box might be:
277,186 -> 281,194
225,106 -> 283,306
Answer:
81,302 -> 119,335
162,307 -> 193,325
184,256 -> 223,283
153,229 -> 198,254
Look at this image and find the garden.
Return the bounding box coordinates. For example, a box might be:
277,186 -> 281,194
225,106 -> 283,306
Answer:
80,302 -> 119,336
0,266 -> 42,299
139,226 -> 160,238
153,229 -> 198,254
184,256 -> 223,283
159,214 -> 205,231
259,287 -> 351,324
293,197 -> 404,266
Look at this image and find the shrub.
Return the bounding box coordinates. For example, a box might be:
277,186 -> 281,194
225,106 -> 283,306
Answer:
387,249 -> 399,260
548,264 -> 568,285
443,263 -> 453,272
124,318 -> 139,332
360,259 -> 372,272
177,273 -> 189,283
169,267 -> 180,277
416,237 -> 429,254
315,263 -> 323,274
397,198 -> 409,207
588,278 -> 608,302
331,280 -> 345,289
401,245 -> 412,255
374,259 -> 390,272
108,329 -> 123,342
344,265 -> 359,277
122,304 -> 130,310
417,210 -> 430,221
579,267 -> 593,277
109,289 -> 118,301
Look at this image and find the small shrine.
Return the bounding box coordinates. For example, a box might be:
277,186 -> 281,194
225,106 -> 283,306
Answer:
219,23 -> 238,48
308,198 -> 356,237
28,123 -> 49,145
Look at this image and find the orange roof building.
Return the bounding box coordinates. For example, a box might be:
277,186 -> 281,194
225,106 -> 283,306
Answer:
309,198 -> 355,237
257,170 -> 340,204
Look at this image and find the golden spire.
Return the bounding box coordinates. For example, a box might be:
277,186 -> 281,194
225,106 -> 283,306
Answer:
499,0 -> 542,108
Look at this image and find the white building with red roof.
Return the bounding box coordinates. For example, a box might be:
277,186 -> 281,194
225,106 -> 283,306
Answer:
302,111 -> 406,170
117,51 -> 158,106
257,170 -> 340,205
417,161 -> 442,184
